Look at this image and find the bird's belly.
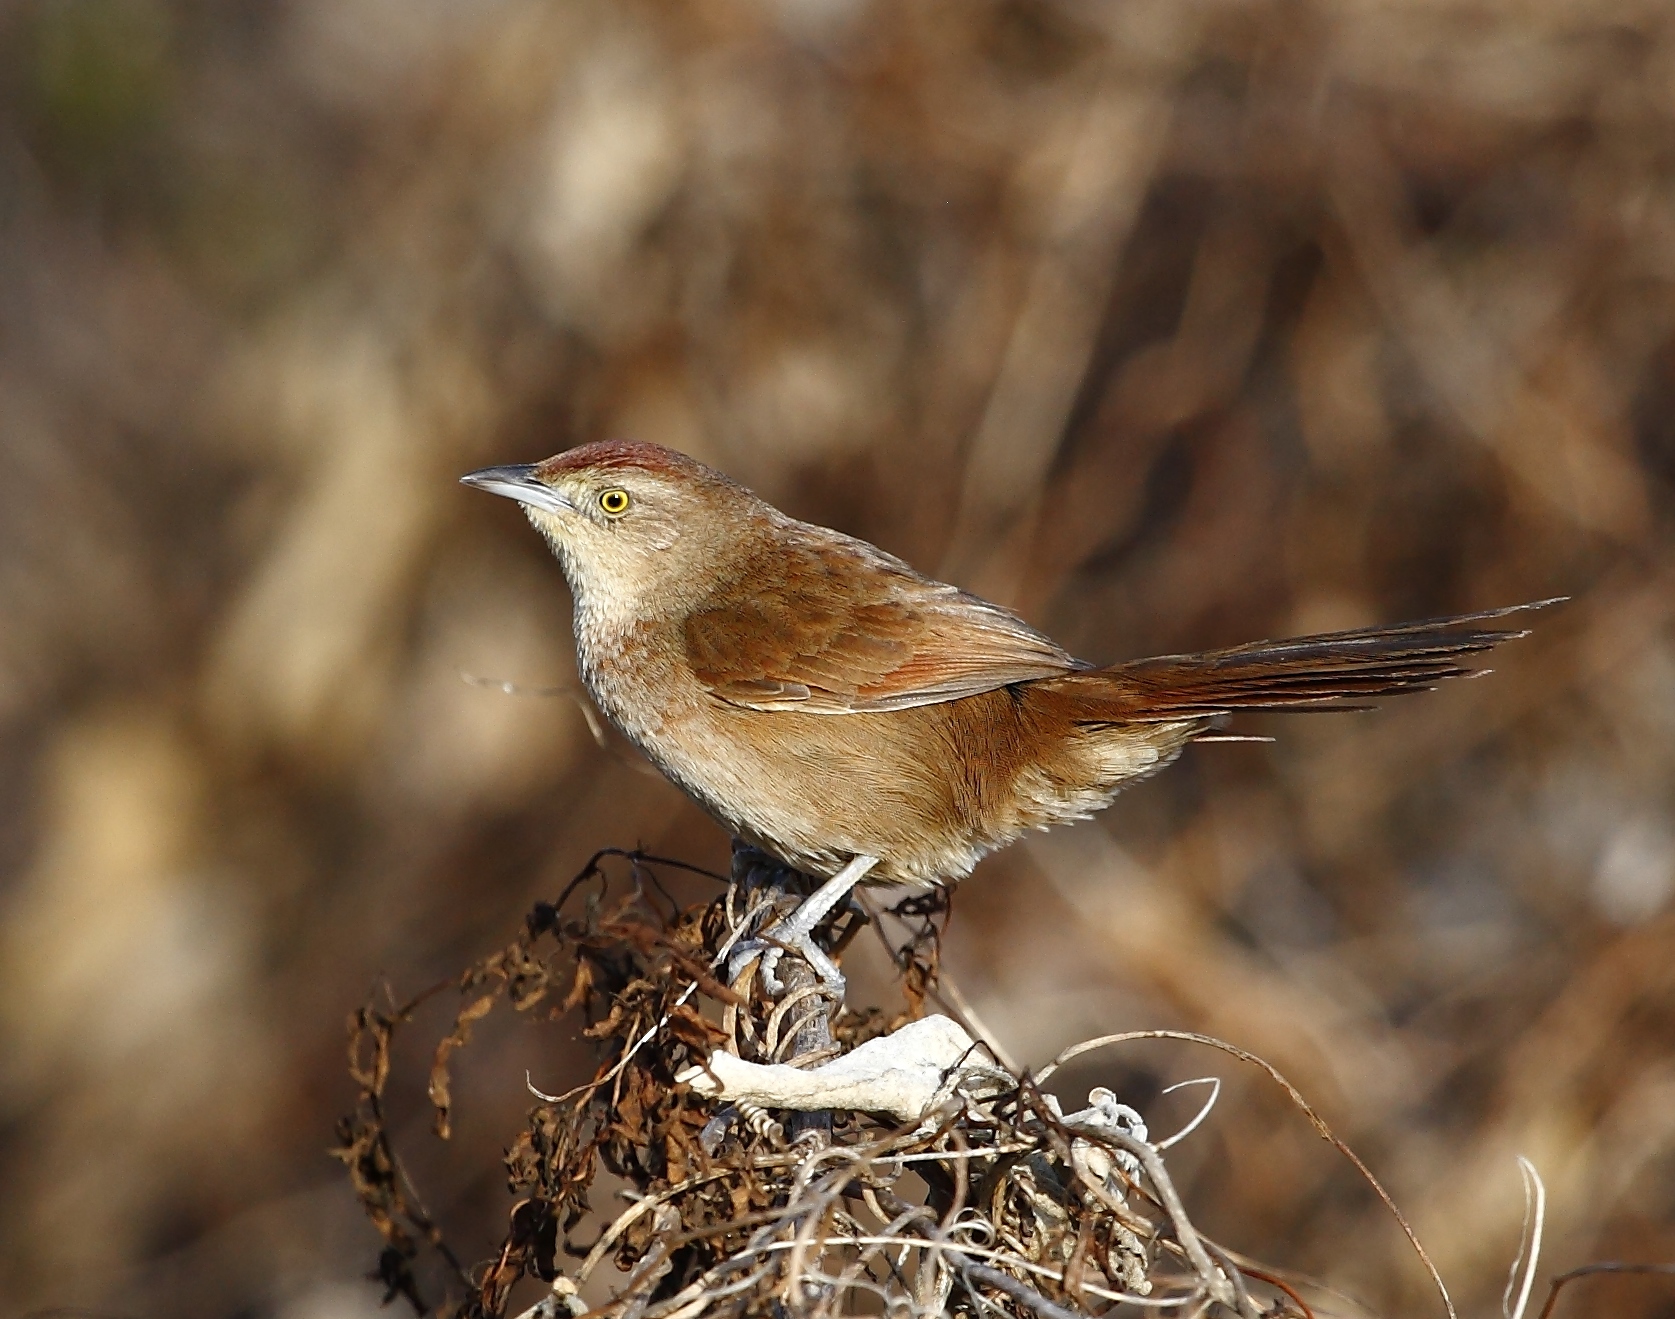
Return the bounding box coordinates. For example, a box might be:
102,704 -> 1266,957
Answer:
585,666 -> 986,882
582,652 -> 1169,886
664,706 -> 983,885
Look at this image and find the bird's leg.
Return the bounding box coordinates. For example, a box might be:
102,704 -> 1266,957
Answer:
727,853 -> 880,997
724,844 -> 861,1147
724,843 -> 810,995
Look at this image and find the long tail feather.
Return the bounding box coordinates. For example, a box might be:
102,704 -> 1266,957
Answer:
1065,599 -> 1562,723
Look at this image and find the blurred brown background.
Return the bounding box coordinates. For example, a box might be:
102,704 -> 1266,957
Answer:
2,0 -> 1674,1316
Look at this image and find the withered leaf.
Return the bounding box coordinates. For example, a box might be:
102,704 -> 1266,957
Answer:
561,957 -> 595,1014
582,1000 -> 626,1040
429,992 -> 499,1139
666,1003 -> 727,1048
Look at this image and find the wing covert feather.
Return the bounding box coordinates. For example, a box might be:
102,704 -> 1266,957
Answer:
683,535 -> 1080,713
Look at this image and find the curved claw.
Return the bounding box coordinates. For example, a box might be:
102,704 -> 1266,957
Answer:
727,928 -> 844,997
725,936 -> 775,992
724,854 -> 878,1000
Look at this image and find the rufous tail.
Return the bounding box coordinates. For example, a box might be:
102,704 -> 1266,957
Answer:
1048,599 -> 1562,724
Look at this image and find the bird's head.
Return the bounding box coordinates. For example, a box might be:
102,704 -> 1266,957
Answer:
461,440 -> 760,616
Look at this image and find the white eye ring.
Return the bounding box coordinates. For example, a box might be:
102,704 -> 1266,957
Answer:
598,488 -> 631,517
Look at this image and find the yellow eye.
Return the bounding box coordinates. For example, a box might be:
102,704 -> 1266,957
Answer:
598,488 -> 631,516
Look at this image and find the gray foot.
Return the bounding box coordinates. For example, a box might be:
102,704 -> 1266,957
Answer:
727,925 -> 845,996
725,853 -> 879,996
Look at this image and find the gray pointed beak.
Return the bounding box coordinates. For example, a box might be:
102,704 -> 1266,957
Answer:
459,464 -> 573,515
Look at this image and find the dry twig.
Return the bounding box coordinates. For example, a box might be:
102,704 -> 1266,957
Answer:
339,849 -> 1648,1319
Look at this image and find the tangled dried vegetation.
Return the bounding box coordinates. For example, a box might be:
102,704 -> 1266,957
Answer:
336,848 -> 1579,1319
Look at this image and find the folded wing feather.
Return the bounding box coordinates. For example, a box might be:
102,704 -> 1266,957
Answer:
684,535 -> 1081,714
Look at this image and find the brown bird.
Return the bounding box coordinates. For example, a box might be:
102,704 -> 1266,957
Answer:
462,440 -> 1554,989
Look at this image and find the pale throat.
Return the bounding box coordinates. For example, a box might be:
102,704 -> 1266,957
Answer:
560,549 -> 683,720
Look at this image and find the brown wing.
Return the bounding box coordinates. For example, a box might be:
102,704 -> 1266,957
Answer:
684,533 -> 1081,714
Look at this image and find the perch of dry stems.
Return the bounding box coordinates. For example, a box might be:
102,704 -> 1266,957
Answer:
337,847 -> 1633,1319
